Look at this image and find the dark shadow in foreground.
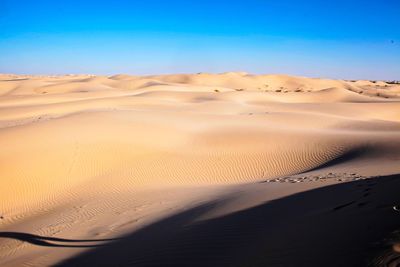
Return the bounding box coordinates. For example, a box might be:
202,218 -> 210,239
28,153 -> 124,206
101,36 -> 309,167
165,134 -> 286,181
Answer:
0,232 -> 116,248
56,174 -> 400,266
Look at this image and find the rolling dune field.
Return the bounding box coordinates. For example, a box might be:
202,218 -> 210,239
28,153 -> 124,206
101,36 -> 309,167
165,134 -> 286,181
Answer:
1,72 -> 400,266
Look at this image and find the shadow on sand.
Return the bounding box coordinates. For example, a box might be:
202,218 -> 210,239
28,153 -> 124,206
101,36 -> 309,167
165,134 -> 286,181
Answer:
0,232 -> 116,248
307,146 -> 367,172
44,174 -> 400,266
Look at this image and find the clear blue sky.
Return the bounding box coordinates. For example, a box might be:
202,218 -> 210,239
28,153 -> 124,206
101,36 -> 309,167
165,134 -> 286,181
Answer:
0,0 -> 399,80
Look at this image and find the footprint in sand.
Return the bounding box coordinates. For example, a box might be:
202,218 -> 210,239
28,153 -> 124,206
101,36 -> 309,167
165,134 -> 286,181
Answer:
332,201 -> 356,211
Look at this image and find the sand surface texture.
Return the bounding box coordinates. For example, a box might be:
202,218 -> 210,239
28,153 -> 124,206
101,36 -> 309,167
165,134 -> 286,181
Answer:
1,73 -> 400,266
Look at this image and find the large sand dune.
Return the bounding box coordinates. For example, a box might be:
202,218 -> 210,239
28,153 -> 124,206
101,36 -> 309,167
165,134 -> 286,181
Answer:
0,73 -> 400,266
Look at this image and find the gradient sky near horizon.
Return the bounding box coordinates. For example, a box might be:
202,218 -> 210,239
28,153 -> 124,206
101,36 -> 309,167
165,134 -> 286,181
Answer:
0,0 -> 399,80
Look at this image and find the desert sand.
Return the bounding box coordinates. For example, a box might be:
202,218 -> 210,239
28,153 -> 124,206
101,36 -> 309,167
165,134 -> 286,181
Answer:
0,72 -> 400,266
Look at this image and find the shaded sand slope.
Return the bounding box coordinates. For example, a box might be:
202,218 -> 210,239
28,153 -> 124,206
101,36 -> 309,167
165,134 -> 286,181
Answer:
0,73 -> 399,266
56,174 -> 400,267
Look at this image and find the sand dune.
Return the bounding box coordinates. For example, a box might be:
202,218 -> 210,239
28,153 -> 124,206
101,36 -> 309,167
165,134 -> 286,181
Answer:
0,73 -> 400,266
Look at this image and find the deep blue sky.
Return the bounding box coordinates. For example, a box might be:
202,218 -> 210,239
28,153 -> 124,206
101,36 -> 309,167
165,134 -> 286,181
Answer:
0,0 -> 399,80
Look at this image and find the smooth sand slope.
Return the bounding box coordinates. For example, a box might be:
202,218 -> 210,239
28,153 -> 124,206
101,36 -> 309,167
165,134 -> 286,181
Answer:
0,73 -> 400,266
